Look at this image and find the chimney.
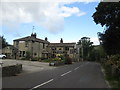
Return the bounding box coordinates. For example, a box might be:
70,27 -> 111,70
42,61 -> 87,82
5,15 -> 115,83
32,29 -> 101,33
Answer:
31,33 -> 37,38
45,37 -> 48,41
60,38 -> 63,43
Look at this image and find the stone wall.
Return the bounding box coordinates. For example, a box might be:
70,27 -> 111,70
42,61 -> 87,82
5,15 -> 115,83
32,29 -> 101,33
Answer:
2,64 -> 22,77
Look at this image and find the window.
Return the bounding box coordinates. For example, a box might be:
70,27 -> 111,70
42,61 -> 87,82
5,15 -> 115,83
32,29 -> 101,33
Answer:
23,51 -> 25,57
19,51 -> 22,57
53,51 -> 56,53
65,47 -> 69,50
43,43 -> 45,49
52,47 -> 56,50
70,49 -> 74,54
34,53 -> 37,56
19,51 -> 25,57
59,48 -> 61,50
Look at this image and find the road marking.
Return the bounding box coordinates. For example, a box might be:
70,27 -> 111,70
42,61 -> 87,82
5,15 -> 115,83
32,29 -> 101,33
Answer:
79,65 -> 83,67
74,67 -> 79,70
40,68 -> 44,70
61,71 -> 72,77
31,79 -> 54,89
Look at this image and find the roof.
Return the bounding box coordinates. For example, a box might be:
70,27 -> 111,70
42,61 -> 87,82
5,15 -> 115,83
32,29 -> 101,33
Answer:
48,43 -> 76,47
3,45 -> 18,50
14,36 -> 49,44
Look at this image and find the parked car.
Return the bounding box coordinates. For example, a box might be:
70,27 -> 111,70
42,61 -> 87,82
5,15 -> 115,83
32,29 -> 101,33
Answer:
0,54 -> 6,59
49,61 -> 56,66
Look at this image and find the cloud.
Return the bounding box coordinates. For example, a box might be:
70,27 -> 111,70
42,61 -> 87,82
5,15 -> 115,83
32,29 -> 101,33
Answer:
60,6 -> 86,17
1,0 -> 98,33
91,37 -> 99,45
1,0 -> 100,3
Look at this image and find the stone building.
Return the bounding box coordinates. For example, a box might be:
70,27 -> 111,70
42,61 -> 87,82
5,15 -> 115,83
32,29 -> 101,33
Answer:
2,45 -> 18,59
13,33 -> 50,59
48,38 -> 80,61
12,33 -> 80,61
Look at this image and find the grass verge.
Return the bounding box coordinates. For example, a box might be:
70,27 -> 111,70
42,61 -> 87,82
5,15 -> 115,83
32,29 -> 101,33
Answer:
102,64 -> 120,88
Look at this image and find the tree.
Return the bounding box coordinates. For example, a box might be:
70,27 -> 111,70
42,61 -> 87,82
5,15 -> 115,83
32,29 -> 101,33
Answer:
93,2 -> 120,28
92,2 -> 120,55
88,45 -> 106,62
0,36 -> 8,49
77,37 -> 93,60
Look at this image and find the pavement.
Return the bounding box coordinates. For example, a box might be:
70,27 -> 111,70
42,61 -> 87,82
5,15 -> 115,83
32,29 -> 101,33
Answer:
2,61 -> 108,88
1,59 -> 56,74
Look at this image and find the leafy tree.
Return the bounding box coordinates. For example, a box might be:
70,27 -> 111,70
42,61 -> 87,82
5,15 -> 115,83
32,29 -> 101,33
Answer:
93,2 -> 120,27
89,45 -> 106,62
92,2 -> 120,55
78,37 -> 93,60
0,36 -> 8,49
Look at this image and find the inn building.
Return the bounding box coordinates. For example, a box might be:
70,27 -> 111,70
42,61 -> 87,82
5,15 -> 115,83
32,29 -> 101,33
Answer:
3,33 -> 80,61
13,33 -> 50,59
48,38 -> 78,60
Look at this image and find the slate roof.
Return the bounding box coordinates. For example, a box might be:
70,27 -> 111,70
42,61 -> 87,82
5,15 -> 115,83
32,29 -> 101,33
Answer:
48,43 -> 76,47
14,36 -> 49,44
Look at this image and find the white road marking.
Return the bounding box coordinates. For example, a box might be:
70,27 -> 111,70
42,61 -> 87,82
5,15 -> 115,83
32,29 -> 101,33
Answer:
31,79 -> 54,89
40,68 -> 44,70
79,65 -> 83,67
74,67 -> 79,70
61,71 -> 72,77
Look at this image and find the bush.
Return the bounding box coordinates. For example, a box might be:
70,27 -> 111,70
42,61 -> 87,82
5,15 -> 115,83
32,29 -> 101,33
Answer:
65,56 -> 72,64
21,57 -> 27,60
108,54 -> 120,68
31,57 -> 40,61
40,57 -> 46,60
25,51 -> 31,60
42,58 -> 52,62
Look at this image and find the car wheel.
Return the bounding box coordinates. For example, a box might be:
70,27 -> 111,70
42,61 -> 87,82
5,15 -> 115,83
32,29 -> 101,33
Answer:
2,56 -> 5,59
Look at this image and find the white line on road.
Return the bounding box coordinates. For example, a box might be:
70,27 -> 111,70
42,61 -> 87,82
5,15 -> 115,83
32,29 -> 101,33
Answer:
79,65 -> 83,67
74,67 -> 79,70
30,79 -> 54,90
61,71 -> 72,77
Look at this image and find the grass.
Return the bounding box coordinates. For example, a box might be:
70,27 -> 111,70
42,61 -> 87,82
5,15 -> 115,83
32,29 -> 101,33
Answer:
103,64 -> 120,88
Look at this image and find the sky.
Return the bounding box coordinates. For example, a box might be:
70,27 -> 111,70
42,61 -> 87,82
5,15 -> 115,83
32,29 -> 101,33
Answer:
0,0 -> 106,45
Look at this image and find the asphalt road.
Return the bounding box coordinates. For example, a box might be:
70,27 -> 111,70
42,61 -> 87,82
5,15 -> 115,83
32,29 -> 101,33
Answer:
2,61 -> 108,89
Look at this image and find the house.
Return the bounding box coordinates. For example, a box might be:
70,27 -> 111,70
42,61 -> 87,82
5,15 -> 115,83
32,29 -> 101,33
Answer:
2,45 -> 18,59
13,33 -> 50,59
12,33 -> 80,61
48,38 -> 80,61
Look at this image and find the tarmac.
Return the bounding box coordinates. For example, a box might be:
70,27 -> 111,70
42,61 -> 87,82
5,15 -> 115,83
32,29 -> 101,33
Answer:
0,59 -> 56,74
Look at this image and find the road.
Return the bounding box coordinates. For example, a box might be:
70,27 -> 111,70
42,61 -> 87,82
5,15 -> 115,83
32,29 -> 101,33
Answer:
1,59 -> 56,74
2,61 -> 108,89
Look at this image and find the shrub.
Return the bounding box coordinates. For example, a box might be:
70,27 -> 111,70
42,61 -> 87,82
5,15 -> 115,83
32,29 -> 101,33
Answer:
21,57 -> 26,60
65,56 -> 72,64
25,51 -> 31,60
31,57 -> 40,61
42,58 -> 52,62
109,54 -> 120,68
40,57 -> 46,60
